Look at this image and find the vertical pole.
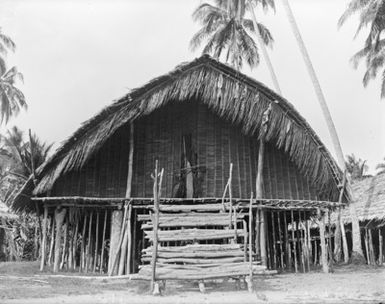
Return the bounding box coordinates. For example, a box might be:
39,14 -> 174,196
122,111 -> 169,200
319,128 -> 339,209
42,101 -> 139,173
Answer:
86,211 -> 93,273
80,212 -> 88,272
318,209 -> 329,273
255,209 -> 260,260
283,212 -> 291,270
247,193 -> 253,293
48,217 -> 55,267
299,211 -> 305,272
291,210 -> 298,273
53,207 -> 67,273
340,220 -> 349,264
271,211 -> 277,269
368,229 -> 375,265
100,210 -> 108,273
93,211 -> 100,272
277,211 -> 284,269
126,204 -> 133,274
72,212 -> 79,270
256,138 -> 266,266
379,228 -> 383,265
364,229 -> 370,265
228,163 -> 233,229
151,160 -> 162,295
40,205 -> 48,271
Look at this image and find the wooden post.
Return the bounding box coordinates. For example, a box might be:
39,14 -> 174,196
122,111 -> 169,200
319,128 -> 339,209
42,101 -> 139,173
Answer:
93,212 -> 100,272
291,210 -> 298,273
247,193 -> 253,293
60,220 -> 68,270
364,229 -> 370,265
40,205 -> 48,271
256,138 -> 266,266
48,217 -> 55,267
100,210 -> 108,273
228,163 -> 233,229
118,222 -> 129,275
277,211 -> 284,269
255,209 -> 260,260
305,216 -> 311,272
80,213 -> 88,272
271,211 -> 277,269
109,203 -> 129,276
299,211 -> 305,272
368,229 -> 375,265
283,212 -> 291,270
318,209 -> 329,273
151,161 -> 162,295
53,207 -> 67,273
72,212 -> 79,270
108,210 -> 123,275
126,204 -> 132,274
85,211 -> 93,273
340,220 -> 349,263
379,228 -> 383,265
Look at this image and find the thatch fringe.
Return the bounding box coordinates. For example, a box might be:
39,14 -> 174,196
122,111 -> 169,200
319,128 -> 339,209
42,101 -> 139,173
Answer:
15,55 -> 344,210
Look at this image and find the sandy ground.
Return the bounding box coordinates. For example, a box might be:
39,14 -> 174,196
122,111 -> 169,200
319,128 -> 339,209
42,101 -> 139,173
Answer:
0,262 -> 384,303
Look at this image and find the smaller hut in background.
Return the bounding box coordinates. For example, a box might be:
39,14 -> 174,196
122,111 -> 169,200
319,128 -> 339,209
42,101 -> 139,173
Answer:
340,173 -> 385,265
0,201 -> 18,261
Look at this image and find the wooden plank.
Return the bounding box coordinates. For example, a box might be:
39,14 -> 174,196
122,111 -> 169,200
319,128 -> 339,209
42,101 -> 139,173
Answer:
318,209 -> 329,273
142,250 -> 244,259
291,210 -> 298,273
144,228 -> 246,242
100,210 -> 107,273
141,216 -> 244,229
143,244 -> 242,252
138,212 -> 245,221
144,256 -> 245,264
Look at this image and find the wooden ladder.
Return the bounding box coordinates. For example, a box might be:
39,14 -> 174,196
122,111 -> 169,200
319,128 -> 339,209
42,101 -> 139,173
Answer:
138,206 -> 269,294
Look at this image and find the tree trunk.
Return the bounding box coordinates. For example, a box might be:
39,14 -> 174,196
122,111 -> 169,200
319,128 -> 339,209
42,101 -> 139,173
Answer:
249,1 -> 281,94
281,0 -> 364,261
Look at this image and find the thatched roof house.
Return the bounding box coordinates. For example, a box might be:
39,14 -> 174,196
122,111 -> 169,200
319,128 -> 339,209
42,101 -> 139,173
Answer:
340,173 -> 385,227
14,55 -> 345,212
12,55 -> 346,275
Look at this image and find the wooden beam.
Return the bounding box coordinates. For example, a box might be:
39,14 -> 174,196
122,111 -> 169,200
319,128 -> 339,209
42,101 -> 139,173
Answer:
256,138 -> 266,267
100,210 -> 108,273
318,209 -> 329,273
53,207 -> 67,273
379,228 -> 383,265
40,205 -> 48,271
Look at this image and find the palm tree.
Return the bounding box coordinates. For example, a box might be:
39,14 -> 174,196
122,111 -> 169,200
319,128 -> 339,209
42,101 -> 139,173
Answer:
376,157 -> 385,174
281,0 -> 364,261
338,0 -> 385,98
0,127 -> 52,187
190,0 -> 274,70
345,154 -> 369,180
0,28 -> 27,125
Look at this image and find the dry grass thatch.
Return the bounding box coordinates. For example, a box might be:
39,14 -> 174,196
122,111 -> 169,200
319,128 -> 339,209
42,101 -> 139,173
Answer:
0,201 -> 18,220
339,173 -> 385,225
13,55 -> 345,212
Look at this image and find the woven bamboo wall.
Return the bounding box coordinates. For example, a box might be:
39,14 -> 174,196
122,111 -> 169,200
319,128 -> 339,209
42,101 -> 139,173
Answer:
51,100 -> 318,200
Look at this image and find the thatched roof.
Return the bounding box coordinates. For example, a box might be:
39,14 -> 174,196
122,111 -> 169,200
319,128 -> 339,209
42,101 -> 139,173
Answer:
0,201 -> 17,220
339,173 -> 385,226
13,55 -> 346,212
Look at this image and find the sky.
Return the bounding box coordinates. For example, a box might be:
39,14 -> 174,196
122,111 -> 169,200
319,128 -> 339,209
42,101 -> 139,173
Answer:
0,0 -> 384,174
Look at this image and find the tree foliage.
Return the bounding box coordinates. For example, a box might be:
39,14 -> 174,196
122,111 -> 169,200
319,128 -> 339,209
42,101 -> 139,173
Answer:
345,153 -> 369,180
339,0 -> 385,98
190,0 -> 274,70
0,27 -> 26,124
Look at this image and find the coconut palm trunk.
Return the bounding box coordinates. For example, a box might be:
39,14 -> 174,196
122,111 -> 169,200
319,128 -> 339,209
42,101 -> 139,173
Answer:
281,0 -> 364,259
248,1 -> 282,94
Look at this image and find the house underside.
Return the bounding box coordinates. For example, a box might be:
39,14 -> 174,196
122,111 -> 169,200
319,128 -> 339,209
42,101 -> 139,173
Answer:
34,196 -> 341,275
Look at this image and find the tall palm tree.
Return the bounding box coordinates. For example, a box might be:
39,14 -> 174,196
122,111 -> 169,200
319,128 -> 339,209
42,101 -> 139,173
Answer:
338,0 -> 385,98
0,28 -> 27,125
376,157 -> 385,174
281,0 -> 364,261
190,0 -> 274,70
